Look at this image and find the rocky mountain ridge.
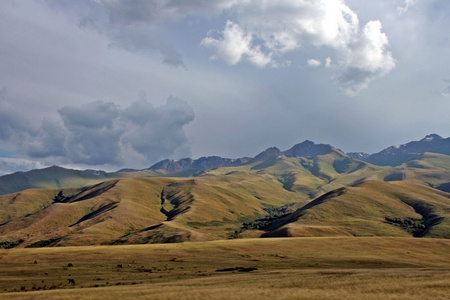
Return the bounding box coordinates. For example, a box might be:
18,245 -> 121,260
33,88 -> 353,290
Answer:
357,134 -> 450,166
1,134 -> 450,195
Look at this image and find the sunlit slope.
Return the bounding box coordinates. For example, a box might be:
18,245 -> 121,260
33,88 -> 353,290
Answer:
0,166 -> 110,195
263,180 -> 450,238
0,173 -> 301,247
210,150 -> 387,200
2,152 -> 450,248
386,153 -> 450,189
114,172 -> 301,244
0,166 -> 162,196
0,178 -> 171,247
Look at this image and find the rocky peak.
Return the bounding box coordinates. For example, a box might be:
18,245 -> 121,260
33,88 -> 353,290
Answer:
421,134 -> 443,142
251,147 -> 282,162
283,140 -> 334,157
148,156 -> 250,173
347,152 -> 369,160
148,158 -> 194,173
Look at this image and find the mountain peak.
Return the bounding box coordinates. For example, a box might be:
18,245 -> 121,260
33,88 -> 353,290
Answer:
364,134 -> 450,166
252,147 -> 281,161
421,134 -> 443,142
148,156 -> 251,173
283,140 -> 334,157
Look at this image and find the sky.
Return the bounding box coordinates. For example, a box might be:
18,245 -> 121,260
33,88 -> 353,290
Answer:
1,0 -> 450,174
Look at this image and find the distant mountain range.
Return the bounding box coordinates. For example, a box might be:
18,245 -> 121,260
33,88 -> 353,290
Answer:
1,134 -> 450,195
1,134 -> 450,247
147,133 -> 450,172
350,134 -> 450,166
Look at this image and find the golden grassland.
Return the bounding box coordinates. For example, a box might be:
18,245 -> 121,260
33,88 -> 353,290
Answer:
1,175 -> 450,247
0,237 -> 449,299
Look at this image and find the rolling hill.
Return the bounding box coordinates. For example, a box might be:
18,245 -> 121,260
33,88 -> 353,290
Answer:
1,135 -> 450,247
261,180 -> 450,239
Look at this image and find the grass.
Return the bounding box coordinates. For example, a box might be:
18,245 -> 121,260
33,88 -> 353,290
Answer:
0,237 -> 449,299
2,176 -> 450,247
262,180 -> 450,238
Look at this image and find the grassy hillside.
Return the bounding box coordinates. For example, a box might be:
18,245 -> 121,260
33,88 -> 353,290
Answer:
390,153 -> 450,188
0,173 -> 303,247
0,166 -> 111,196
0,166 -> 164,196
1,172 -> 449,248
262,180 -> 450,239
0,237 -> 449,299
1,150 -> 450,247
209,150 -> 387,200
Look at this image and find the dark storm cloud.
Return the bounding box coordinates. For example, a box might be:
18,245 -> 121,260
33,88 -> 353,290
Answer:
2,0 -> 450,175
0,94 -> 194,168
99,0 -> 236,24
106,24 -> 184,67
121,96 -> 195,163
0,87 -> 29,141
24,120 -> 67,159
58,101 -> 123,165
73,0 -> 236,67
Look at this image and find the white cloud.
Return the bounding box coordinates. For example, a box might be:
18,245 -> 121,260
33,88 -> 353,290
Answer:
336,20 -> 396,95
201,21 -> 273,67
397,0 -> 418,15
40,0 -> 395,94
201,0 -> 396,95
307,59 -> 322,67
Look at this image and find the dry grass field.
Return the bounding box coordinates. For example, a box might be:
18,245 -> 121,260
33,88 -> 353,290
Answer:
0,237 -> 449,299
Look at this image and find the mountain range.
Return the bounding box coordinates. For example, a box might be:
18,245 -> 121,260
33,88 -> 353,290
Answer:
1,134 -> 450,248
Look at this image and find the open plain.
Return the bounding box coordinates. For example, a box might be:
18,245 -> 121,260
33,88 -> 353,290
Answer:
0,237 -> 449,299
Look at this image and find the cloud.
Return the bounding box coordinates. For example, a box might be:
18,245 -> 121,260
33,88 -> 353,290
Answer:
201,21 -> 273,67
397,0 -> 417,15
24,120 -> 67,159
307,59 -> 322,67
43,0 -> 395,93
0,87 -> 30,142
105,24 -> 185,67
71,0 -> 238,67
200,0 -> 396,95
0,93 -> 195,169
98,0 -> 237,24
441,80 -> 450,97
0,158 -> 45,176
336,20 -> 396,95
120,96 -> 195,164
58,101 -> 123,165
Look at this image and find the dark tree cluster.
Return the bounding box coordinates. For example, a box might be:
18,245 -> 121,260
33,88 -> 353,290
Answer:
241,205 -> 294,232
385,217 -> 426,236
53,191 -> 65,203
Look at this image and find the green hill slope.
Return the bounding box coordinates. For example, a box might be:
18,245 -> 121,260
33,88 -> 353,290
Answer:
2,145 -> 450,247
0,166 -> 112,195
0,172 -> 302,247
261,180 -> 450,239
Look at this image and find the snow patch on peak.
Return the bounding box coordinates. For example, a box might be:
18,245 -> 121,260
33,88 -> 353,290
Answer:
422,134 -> 443,142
